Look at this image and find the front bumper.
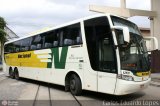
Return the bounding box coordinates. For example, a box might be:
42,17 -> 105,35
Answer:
114,78 -> 151,95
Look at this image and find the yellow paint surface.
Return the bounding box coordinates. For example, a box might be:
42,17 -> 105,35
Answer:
136,71 -> 150,77
5,51 -> 47,68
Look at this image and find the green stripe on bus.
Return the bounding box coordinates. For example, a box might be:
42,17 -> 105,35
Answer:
47,47 -> 68,69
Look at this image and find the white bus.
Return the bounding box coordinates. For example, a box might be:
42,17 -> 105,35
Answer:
3,14 -> 152,95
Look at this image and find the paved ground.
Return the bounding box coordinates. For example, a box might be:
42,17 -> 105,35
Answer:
0,71 -> 160,106
150,73 -> 160,87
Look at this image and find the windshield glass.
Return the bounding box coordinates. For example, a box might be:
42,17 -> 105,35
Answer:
111,16 -> 150,71
111,16 -> 141,35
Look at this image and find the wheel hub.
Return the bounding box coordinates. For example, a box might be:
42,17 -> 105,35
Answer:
70,79 -> 76,90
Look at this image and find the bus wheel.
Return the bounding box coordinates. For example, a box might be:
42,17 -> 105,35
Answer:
14,68 -> 19,80
9,67 -> 14,79
69,74 -> 82,96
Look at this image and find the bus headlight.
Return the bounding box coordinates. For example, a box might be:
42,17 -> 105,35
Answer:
118,74 -> 134,81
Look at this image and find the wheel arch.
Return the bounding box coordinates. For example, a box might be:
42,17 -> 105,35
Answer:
65,71 -> 83,90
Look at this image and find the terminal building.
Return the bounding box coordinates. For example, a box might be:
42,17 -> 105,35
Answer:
4,26 -> 19,40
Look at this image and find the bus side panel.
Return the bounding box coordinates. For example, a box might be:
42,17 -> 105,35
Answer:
18,67 -> 38,80
18,67 -> 51,83
11,46 -> 84,88
80,20 -> 97,92
4,46 -> 86,91
50,46 -> 84,87
82,44 -> 97,92
83,63 -> 97,92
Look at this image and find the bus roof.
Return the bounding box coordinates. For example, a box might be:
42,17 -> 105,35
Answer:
4,13 -> 123,45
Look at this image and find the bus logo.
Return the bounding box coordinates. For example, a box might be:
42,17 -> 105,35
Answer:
47,47 -> 68,69
35,47 -> 68,69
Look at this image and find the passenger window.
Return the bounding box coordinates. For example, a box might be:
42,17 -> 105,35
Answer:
44,31 -> 59,48
63,23 -> 82,46
14,41 -> 21,52
4,43 -> 14,53
20,37 -> 32,51
59,30 -> 64,47
31,35 -> 44,50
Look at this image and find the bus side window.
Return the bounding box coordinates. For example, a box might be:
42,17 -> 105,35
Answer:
4,43 -> 14,53
14,41 -> 21,53
4,45 -> 8,53
30,45 -> 37,50
44,30 -> 58,48
59,30 -> 64,47
76,32 -> 82,44
52,31 -> 59,47
63,23 -> 82,46
20,39 -> 26,51
53,40 -> 58,47
31,35 -> 44,50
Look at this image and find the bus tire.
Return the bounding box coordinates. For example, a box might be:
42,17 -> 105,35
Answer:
9,67 -> 15,79
69,74 -> 82,96
14,68 -> 19,80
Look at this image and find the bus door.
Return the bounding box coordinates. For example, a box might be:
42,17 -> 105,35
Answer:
84,16 -> 117,93
97,37 -> 117,94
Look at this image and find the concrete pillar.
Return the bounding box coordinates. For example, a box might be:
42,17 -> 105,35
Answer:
151,0 -> 160,49
121,0 -> 126,8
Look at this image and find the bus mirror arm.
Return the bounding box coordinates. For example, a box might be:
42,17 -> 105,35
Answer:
112,26 -> 130,43
143,36 -> 158,50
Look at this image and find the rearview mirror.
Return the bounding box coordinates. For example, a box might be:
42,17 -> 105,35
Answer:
112,26 -> 130,43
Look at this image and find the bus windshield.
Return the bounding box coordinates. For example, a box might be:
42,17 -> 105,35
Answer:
111,16 -> 150,72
